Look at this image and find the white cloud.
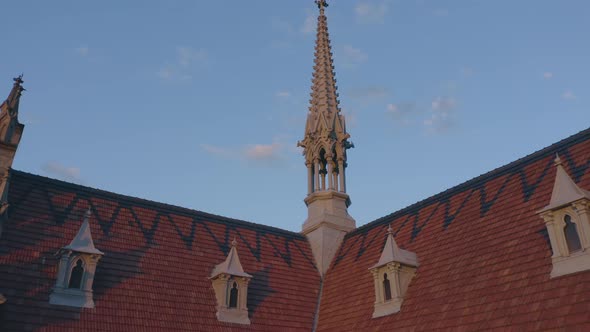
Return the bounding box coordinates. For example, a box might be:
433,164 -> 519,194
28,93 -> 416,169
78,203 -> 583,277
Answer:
348,86 -> 388,99
199,144 -> 232,158
276,91 -> 291,98
386,102 -> 417,126
244,143 -> 283,161
341,45 -> 368,67
355,1 -> 389,24
42,162 -> 81,182
431,97 -> 457,111
271,17 -> 295,34
562,91 -> 576,100
425,97 -> 457,132
543,72 -> 553,79
75,46 -> 89,56
157,47 -> 208,81
301,11 -> 316,34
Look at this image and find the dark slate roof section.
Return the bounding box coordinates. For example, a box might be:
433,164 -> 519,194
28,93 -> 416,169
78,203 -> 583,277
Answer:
318,127 -> 590,331
0,170 -> 320,331
353,126 -> 590,238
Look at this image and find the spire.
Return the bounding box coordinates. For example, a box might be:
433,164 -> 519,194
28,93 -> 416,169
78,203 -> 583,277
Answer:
298,1 -> 356,277
210,238 -> 252,279
539,154 -> 590,212
63,209 -> 104,255
0,75 -> 25,118
370,225 -> 418,269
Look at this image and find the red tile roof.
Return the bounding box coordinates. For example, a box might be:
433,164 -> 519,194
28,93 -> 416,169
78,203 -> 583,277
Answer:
317,128 -> 590,331
0,172 -> 320,331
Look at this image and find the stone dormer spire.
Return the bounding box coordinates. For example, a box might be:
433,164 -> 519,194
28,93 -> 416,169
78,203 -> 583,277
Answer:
0,76 -> 26,236
1,75 -> 25,119
64,209 -> 104,255
210,239 -> 252,279
539,154 -> 590,213
370,225 -> 419,269
298,1 -> 355,277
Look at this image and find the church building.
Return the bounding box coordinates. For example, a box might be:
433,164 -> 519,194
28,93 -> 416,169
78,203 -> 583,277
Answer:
1,1 -> 590,331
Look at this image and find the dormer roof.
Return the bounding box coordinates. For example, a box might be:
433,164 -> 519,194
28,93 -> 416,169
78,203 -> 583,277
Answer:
210,239 -> 252,279
370,225 -> 418,269
63,209 -> 104,255
539,154 -> 590,213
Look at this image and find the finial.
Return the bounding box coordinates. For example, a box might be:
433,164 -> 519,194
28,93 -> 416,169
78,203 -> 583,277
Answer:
387,224 -> 393,236
13,74 -> 24,85
232,237 -> 237,247
554,153 -> 562,166
315,0 -> 328,10
85,207 -> 92,219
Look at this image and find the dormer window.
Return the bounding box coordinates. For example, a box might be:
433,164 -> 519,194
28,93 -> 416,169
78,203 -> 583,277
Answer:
564,215 -> 582,252
538,155 -> 590,278
50,209 -> 104,308
68,259 -> 85,289
210,239 -> 252,325
369,225 -> 419,318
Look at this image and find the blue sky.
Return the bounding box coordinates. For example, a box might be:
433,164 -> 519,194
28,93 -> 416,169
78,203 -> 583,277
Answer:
1,1 -> 589,231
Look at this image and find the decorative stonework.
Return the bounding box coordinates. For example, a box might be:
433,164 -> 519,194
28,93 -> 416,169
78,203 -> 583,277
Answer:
210,239 -> 252,325
369,225 -> 418,318
0,76 -> 25,238
538,155 -> 590,278
298,0 -> 355,277
50,209 -> 104,308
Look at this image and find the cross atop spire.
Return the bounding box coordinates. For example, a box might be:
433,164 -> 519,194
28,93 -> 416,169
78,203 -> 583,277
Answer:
315,0 -> 329,11
1,75 -> 25,117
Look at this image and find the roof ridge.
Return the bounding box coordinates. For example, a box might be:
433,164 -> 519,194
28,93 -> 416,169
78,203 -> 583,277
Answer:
349,126 -> 590,237
10,169 -> 306,239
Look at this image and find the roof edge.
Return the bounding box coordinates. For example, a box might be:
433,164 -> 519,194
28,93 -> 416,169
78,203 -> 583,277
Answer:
349,126 -> 590,237
10,169 -> 306,239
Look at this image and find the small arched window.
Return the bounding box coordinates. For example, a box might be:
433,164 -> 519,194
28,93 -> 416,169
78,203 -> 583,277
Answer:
564,215 -> 582,253
68,260 -> 84,289
228,282 -> 238,308
383,273 -> 392,301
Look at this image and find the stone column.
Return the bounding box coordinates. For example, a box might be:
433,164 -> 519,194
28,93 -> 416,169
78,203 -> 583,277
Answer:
307,162 -> 313,194
314,159 -> 320,191
338,160 -> 346,193
327,160 -> 334,190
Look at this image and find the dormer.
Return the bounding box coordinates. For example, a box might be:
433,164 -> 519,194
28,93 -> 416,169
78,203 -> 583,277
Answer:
538,155 -> 590,278
369,225 -> 418,318
210,239 -> 252,325
50,209 -> 104,308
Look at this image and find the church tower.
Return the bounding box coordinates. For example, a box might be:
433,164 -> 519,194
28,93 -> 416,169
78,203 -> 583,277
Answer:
298,1 -> 355,276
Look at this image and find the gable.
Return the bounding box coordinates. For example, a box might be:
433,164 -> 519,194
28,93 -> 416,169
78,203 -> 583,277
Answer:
318,128 -> 590,331
0,171 -> 320,331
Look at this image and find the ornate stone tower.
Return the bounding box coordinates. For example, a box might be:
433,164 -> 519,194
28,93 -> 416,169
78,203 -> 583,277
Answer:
298,0 -> 355,276
0,76 -> 25,237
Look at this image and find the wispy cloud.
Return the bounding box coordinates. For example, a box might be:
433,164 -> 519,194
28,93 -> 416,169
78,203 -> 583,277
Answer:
276,91 -> 291,98
301,11 -> 316,34
75,46 -> 89,57
562,91 -> 576,100
425,97 -> 457,132
348,86 -> 388,99
543,72 -> 553,79
158,46 -> 208,81
244,143 -> 283,161
271,16 -> 295,34
200,139 -> 293,166
386,102 -> 418,126
355,1 -> 389,24
341,45 -> 368,67
42,162 -> 81,182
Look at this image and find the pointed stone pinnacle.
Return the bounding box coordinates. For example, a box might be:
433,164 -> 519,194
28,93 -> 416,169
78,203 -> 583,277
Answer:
554,153 -> 562,166
387,224 -> 393,235
231,237 -> 237,247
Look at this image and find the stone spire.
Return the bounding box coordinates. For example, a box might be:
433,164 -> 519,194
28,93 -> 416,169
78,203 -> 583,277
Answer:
297,1 -> 355,277
539,154 -> 590,212
210,239 -> 252,279
0,76 -> 26,237
64,209 -> 104,255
